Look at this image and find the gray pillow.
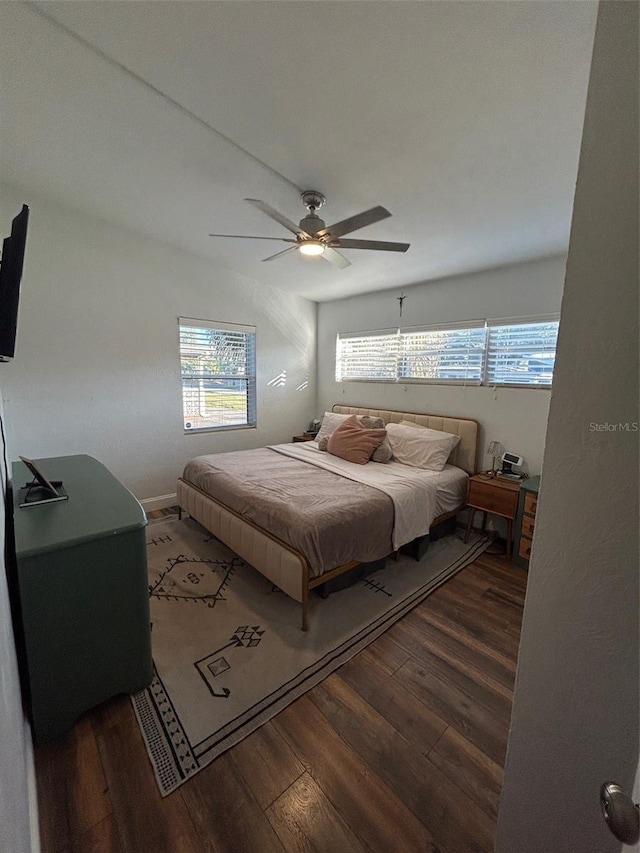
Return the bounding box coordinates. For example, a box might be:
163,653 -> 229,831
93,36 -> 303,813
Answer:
359,416 -> 393,462
360,416 -> 384,429
372,439 -> 393,463
318,435 -> 329,451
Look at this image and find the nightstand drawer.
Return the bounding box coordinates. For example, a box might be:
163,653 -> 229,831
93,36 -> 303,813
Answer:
521,515 -> 536,538
519,535 -> 533,561
467,481 -> 519,518
524,492 -> 538,516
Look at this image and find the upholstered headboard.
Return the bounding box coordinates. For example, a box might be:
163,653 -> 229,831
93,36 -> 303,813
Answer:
332,405 -> 479,475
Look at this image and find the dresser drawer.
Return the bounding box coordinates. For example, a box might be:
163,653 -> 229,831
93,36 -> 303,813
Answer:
521,515 -> 536,538
524,491 -> 538,516
467,481 -> 519,518
518,535 -> 533,561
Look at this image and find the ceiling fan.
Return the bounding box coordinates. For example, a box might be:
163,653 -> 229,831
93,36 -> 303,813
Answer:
208,191 -> 410,268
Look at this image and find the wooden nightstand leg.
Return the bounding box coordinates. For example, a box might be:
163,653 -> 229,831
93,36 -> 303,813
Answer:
506,518 -> 513,560
481,511 -> 488,532
464,509 -> 475,543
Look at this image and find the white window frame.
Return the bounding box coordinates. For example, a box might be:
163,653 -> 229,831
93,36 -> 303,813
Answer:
336,315 -> 560,388
179,317 -> 257,434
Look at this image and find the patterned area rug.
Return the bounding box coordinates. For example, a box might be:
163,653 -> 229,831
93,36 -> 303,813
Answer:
133,516 -> 489,796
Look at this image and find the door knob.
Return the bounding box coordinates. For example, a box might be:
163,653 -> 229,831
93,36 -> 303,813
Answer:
600,782 -> 640,844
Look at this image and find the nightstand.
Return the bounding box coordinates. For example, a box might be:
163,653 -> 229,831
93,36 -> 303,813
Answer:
464,473 -> 521,559
292,433 -> 316,442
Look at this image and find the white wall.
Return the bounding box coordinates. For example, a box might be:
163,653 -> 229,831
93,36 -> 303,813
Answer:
317,255 -> 566,476
0,183 -> 317,500
497,2 -> 638,850
0,390 -> 39,853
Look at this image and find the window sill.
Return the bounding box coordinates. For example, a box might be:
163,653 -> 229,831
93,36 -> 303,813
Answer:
184,424 -> 257,435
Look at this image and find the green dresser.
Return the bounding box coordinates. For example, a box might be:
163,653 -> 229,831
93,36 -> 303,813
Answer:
514,475 -> 541,570
12,454 -> 153,744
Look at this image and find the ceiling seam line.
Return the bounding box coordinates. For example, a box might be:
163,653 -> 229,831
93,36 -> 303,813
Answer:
25,2 -> 303,195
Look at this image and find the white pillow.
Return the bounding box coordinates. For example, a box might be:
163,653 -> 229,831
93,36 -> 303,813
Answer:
399,420 -> 460,446
385,422 -> 460,471
314,411 -> 351,443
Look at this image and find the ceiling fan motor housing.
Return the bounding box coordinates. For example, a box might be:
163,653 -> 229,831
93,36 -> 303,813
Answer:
299,213 -> 325,236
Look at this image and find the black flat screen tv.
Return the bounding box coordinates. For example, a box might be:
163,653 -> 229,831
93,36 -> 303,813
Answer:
0,204 -> 29,362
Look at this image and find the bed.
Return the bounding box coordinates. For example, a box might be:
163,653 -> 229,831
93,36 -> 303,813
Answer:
177,405 -> 479,629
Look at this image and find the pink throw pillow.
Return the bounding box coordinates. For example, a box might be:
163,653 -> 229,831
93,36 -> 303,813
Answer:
326,415 -> 387,465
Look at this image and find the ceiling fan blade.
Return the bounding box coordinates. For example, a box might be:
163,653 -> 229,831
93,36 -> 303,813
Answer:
208,233 -> 296,242
333,238 -> 410,253
245,199 -> 312,239
321,247 -> 351,268
262,245 -> 299,262
316,206 -> 391,239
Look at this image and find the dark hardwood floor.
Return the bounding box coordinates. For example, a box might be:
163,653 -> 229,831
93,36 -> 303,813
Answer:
34,512 -> 527,853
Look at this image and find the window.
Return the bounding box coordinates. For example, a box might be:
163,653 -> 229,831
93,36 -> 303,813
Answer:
485,317 -> 559,386
336,331 -> 399,382
179,318 -> 256,432
336,316 -> 559,387
399,322 -> 487,384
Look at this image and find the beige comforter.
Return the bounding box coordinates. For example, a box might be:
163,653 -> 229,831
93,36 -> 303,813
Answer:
182,448 -> 393,576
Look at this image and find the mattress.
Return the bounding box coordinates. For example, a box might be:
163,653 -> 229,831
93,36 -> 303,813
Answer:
182,447 -> 468,577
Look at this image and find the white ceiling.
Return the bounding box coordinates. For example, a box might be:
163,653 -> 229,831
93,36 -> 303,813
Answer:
0,2 -> 597,301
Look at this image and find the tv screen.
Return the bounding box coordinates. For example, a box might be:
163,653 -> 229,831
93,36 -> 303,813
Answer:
0,204 -> 29,362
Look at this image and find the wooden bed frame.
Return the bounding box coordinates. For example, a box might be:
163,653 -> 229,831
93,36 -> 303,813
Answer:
177,405 -> 479,630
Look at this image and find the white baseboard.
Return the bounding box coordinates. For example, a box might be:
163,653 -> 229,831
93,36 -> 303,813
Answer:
140,493 -> 177,512
25,719 -> 40,853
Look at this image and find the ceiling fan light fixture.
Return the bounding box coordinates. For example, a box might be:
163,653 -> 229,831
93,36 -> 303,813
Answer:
210,195 -> 408,268
298,240 -> 325,256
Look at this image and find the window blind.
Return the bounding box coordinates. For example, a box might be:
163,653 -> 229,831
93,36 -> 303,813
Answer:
179,318 -> 256,431
336,316 -> 560,387
336,330 -> 399,382
485,317 -> 559,386
399,321 -> 486,384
